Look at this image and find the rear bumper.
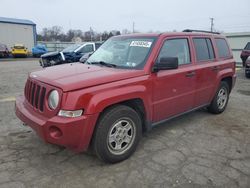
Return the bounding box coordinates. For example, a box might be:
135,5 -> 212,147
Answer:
15,96 -> 99,152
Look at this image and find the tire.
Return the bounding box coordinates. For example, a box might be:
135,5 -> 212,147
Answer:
208,81 -> 229,114
93,105 -> 142,163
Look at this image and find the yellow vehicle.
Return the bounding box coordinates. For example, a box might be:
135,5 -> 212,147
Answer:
11,44 -> 28,57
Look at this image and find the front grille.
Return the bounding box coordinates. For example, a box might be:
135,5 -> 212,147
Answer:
25,79 -> 46,112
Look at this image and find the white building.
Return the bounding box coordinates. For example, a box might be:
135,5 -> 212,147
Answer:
0,17 -> 36,51
224,32 -> 250,63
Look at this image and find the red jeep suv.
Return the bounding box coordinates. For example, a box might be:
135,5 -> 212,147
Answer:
16,30 -> 236,163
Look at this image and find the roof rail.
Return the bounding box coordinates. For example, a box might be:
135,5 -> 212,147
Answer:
182,29 -> 220,35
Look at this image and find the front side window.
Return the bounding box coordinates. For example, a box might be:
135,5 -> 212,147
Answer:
193,38 -> 215,61
157,38 -> 191,65
215,38 -> 231,58
87,37 -> 156,69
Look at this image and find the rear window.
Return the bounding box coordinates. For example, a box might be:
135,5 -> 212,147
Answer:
193,38 -> 215,61
215,38 -> 231,58
244,42 -> 250,50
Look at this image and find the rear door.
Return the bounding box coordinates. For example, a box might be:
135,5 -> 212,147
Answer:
152,37 -> 196,122
191,37 -> 218,107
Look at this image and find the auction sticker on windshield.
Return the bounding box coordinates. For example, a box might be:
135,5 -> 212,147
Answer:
130,41 -> 152,48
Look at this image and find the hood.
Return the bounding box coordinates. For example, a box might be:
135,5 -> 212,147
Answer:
41,51 -> 60,58
30,63 -> 146,92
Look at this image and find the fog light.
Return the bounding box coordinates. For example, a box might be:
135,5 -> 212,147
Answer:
49,126 -> 62,138
58,109 -> 83,118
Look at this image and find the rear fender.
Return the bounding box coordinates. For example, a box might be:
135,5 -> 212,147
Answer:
210,68 -> 234,101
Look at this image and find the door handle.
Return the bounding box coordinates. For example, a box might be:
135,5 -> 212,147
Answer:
211,66 -> 220,71
186,71 -> 196,78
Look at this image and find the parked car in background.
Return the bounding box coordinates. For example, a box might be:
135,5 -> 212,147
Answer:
16,30 -> 236,163
11,44 -> 28,57
32,44 -> 48,57
240,42 -> 250,67
0,43 -> 9,58
39,42 -> 103,67
245,56 -> 250,78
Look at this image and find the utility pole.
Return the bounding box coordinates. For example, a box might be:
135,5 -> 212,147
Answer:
210,18 -> 214,32
132,22 -> 135,33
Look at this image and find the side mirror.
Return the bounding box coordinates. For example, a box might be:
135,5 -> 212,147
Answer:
152,57 -> 178,72
79,52 -> 93,63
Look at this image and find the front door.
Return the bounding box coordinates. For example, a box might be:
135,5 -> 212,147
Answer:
152,37 -> 196,122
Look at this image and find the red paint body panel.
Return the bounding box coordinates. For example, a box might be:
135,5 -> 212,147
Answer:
15,96 -> 99,152
15,32 -> 236,152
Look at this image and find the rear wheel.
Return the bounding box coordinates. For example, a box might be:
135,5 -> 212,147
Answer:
208,81 -> 229,114
93,105 -> 142,163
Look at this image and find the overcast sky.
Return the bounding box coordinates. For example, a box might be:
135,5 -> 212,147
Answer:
1,0 -> 250,33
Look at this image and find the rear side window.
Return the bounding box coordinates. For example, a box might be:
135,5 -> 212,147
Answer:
158,38 -> 191,65
215,38 -> 231,58
193,38 -> 215,61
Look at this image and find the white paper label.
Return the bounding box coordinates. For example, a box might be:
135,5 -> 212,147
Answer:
130,41 -> 152,48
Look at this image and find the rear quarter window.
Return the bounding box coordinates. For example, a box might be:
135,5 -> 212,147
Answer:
215,38 -> 231,58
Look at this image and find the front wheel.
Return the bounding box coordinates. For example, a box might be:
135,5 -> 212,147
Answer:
208,81 -> 229,114
93,105 -> 142,163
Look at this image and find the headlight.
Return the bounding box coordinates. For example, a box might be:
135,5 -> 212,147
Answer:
48,90 -> 59,110
58,110 -> 83,118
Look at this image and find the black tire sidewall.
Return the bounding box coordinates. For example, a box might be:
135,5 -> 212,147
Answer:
209,81 -> 229,114
94,105 -> 142,163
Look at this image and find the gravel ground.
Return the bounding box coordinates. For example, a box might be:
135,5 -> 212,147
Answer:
0,60 -> 250,188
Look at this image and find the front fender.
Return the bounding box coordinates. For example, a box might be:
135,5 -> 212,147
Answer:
85,85 -> 150,116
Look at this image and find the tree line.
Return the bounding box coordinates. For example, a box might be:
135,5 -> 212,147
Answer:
37,26 -> 123,42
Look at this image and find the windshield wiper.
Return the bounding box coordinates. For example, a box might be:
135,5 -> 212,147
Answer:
87,61 -> 117,68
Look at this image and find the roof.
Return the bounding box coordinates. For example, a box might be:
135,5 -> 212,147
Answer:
0,17 -> 36,26
115,32 -> 222,38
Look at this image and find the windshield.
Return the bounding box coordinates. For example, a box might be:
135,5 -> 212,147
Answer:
62,44 -> 82,53
87,37 -> 156,69
14,45 -> 25,49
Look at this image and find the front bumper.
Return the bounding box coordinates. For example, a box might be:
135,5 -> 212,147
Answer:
15,96 -> 99,152
12,52 -> 28,56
